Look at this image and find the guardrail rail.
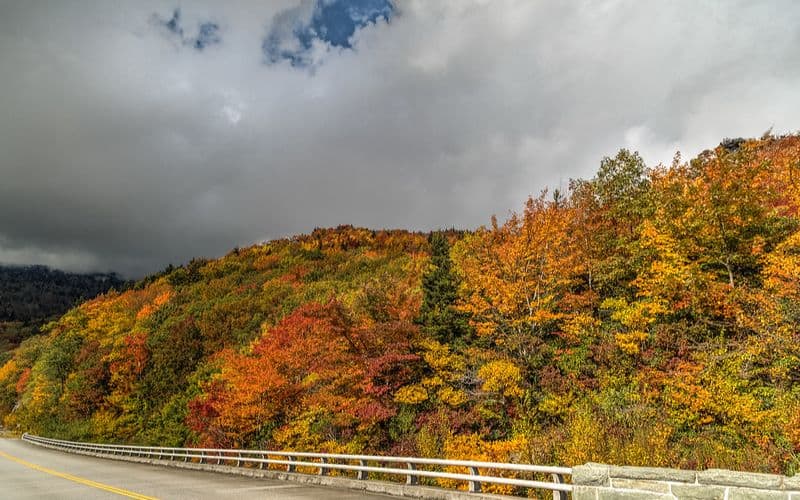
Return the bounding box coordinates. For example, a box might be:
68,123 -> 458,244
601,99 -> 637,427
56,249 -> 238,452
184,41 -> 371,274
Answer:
22,433 -> 572,499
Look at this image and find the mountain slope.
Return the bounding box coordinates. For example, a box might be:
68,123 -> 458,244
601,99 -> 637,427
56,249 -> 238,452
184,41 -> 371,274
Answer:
1,135 -> 799,488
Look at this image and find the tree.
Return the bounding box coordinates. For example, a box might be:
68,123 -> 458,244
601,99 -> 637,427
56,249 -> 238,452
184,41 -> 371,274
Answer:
453,193 -> 584,369
416,232 -> 471,345
569,149 -> 652,298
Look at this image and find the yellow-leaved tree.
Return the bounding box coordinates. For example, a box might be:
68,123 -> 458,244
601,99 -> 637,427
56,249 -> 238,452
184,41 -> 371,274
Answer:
452,192 -> 585,366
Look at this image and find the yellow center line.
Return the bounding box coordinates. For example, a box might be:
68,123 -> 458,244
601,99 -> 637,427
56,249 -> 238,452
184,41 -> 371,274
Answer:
0,449 -> 159,500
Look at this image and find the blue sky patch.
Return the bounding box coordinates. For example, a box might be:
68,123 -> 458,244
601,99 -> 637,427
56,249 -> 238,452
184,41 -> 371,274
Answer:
154,9 -> 221,51
263,0 -> 394,68
194,22 -> 221,50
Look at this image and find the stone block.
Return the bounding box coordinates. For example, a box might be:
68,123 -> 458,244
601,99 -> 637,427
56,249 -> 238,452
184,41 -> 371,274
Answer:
611,478 -> 671,493
670,484 -> 726,500
698,469 -> 782,490
572,485 -> 599,500
727,487 -> 787,500
573,463 -> 611,486
784,475 -> 800,492
609,465 -> 696,483
596,487 -> 673,500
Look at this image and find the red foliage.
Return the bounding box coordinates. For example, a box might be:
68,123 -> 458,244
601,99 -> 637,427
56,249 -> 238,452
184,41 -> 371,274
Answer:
15,368 -> 31,395
187,301 -> 419,448
110,331 -> 149,379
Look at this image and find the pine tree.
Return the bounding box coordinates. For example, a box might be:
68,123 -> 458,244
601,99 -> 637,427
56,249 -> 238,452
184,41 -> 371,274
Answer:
417,232 -> 471,344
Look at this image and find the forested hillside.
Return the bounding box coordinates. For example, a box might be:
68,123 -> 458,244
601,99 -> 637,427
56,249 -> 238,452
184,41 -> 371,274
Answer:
1,135 -> 799,488
0,266 -> 127,356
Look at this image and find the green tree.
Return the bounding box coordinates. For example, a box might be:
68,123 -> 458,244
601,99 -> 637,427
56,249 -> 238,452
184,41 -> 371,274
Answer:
416,232 -> 471,345
570,149 -> 652,298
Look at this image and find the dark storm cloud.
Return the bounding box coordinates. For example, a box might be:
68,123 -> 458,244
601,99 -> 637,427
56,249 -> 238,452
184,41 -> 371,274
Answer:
0,1 -> 799,277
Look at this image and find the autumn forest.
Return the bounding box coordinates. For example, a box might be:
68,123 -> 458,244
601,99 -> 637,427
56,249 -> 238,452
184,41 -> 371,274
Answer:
2,135 -> 800,484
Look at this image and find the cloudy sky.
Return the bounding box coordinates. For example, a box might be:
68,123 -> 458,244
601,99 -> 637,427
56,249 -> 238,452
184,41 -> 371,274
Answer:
1,0 -> 798,277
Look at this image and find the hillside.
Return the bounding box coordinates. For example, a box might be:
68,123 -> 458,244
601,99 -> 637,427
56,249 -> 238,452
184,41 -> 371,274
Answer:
0,265 -> 127,356
1,135 -> 799,490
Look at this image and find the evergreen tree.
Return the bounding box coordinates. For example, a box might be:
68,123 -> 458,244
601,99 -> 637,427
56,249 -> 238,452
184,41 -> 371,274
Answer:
416,232 -> 471,344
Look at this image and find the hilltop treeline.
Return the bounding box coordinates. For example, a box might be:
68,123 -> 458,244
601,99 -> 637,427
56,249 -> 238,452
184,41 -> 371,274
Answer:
1,136 -> 799,492
0,265 -> 127,354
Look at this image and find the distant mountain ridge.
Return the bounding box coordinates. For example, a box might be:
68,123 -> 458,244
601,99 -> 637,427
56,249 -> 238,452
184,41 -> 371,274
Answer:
0,264 -> 127,353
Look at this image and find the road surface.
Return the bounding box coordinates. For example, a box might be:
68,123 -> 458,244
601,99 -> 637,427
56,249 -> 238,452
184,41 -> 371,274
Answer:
0,438 -> 393,499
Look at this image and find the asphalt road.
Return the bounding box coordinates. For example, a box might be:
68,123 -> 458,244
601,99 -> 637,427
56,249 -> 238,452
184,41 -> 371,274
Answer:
0,438 -> 393,499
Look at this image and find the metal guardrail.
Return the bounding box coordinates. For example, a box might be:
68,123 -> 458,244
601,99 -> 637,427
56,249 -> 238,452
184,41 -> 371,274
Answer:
23,433 -> 571,498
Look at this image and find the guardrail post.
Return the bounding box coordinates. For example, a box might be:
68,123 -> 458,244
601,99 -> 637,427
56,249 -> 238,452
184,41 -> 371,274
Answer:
287,456 -> 297,473
260,453 -> 266,470
319,457 -> 329,475
217,451 -> 222,465
551,473 -> 567,500
200,452 -> 205,464
468,466 -> 481,493
406,463 -> 418,485
357,460 -> 368,480
236,452 -> 242,467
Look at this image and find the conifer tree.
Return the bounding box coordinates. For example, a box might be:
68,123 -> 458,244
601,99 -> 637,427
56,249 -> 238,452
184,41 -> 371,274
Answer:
417,232 -> 470,344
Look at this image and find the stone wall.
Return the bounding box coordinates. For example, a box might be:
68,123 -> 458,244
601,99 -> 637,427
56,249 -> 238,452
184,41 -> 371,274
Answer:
572,463 -> 800,500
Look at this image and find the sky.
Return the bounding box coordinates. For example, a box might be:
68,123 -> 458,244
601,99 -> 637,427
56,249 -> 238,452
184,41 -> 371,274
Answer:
0,0 -> 799,278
